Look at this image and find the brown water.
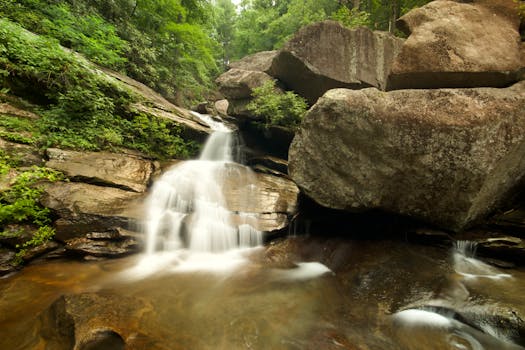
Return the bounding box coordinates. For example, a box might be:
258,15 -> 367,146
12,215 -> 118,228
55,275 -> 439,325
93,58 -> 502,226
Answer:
1,237 -> 524,350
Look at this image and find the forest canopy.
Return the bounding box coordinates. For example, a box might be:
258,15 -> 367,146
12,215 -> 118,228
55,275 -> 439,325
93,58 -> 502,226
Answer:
0,0 -> 431,104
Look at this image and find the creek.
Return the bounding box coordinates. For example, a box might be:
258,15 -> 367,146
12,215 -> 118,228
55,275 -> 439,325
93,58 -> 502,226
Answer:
0,114 -> 524,349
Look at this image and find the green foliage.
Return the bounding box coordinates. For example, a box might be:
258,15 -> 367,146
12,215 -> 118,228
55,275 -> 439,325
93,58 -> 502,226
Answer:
331,7 -> 371,28
13,225 -> 56,265
0,19 -> 194,158
0,0 -> 220,104
247,80 -> 307,129
0,165 -> 63,227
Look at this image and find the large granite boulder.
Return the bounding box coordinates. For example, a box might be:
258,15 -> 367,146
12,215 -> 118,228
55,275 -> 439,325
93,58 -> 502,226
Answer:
387,0 -> 524,90
216,68 -> 275,100
41,182 -> 144,240
289,82 -> 525,231
228,50 -> 278,74
46,148 -> 155,193
271,21 -> 404,104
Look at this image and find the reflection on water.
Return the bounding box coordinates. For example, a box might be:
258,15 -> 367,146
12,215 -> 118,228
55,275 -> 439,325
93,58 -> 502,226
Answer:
0,237 -> 524,350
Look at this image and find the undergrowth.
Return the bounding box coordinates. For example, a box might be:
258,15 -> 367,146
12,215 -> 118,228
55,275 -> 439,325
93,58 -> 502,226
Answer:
0,18 -> 196,159
247,80 -> 308,129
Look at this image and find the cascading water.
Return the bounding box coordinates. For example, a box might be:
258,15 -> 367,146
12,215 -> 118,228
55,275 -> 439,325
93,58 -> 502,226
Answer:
137,113 -> 263,272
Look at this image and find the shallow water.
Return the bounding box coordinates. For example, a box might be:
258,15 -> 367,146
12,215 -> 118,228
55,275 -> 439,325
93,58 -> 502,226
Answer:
1,237 -> 524,350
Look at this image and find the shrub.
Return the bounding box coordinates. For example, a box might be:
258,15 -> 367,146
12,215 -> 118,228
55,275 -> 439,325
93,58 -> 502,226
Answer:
247,80 -> 308,129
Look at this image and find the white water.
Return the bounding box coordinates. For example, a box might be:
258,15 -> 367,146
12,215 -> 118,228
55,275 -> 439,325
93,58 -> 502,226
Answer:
453,240 -> 512,280
137,113 -> 263,274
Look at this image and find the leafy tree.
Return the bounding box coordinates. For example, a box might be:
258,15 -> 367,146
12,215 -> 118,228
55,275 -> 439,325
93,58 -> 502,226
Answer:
214,0 -> 237,68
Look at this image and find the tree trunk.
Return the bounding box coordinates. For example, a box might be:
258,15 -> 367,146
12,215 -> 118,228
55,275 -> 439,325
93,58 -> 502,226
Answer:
388,0 -> 399,33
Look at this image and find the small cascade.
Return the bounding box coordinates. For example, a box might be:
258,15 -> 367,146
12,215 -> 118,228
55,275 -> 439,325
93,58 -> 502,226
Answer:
453,240 -> 512,280
143,113 -> 263,258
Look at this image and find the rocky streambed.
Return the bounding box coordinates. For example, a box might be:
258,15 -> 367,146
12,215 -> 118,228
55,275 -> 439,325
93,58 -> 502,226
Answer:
0,237 -> 524,350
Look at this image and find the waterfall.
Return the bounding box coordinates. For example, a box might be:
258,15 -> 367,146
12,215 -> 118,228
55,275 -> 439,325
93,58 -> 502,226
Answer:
143,113 -> 263,256
453,240 -> 511,281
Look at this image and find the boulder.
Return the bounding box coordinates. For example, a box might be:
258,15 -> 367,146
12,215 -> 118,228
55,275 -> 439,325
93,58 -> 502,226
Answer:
289,82 -> 525,231
228,50 -> 278,74
46,148 -> 155,193
41,182 -> 144,240
214,99 -> 229,117
388,0 -> 524,90
271,21 -> 404,104
216,68 -> 275,100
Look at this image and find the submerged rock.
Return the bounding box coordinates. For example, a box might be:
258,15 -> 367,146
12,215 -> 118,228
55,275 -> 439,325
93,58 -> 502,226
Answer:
46,148 -> 155,193
39,292 -> 164,350
41,182 -> 144,240
388,0 -> 524,89
271,21 -> 404,104
289,82 -> 525,231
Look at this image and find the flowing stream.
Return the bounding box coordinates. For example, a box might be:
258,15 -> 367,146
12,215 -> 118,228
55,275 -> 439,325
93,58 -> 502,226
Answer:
0,115 -> 524,349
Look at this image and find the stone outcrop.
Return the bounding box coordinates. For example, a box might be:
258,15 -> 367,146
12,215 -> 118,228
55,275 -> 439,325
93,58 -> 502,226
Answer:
270,21 -> 404,104
45,148 -> 155,193
102,69 -> 212,142
387,0 -> 524,90
41,182 -> 144,241
289,82 -> 525,231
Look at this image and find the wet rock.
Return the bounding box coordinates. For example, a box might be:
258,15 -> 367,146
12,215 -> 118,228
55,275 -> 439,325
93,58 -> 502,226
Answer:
19,241 -> 61,262
388,0 -> 524,89
271,21 -> 404,104
65,236 -> 141,258
222,163 -> 299,215
0,138 -> 44,166
247,156 -> 288,175
476,236 -> 525,264
0,224 -> 36,248
41,182 -> 144,240
228,50 -> 278,74
216,68 -> 275,100
289,82 -> 525,231
46,148 -> 155,193
77,329 -> 125,350
40,292 -> 164,350
0,248 -> 17,276
405,228 -> 452,247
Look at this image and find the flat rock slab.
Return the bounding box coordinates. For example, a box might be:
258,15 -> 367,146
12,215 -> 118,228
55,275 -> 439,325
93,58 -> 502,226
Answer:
41,181 -> 144,240
46,148 -> 155,193
289,82 -> 525,231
